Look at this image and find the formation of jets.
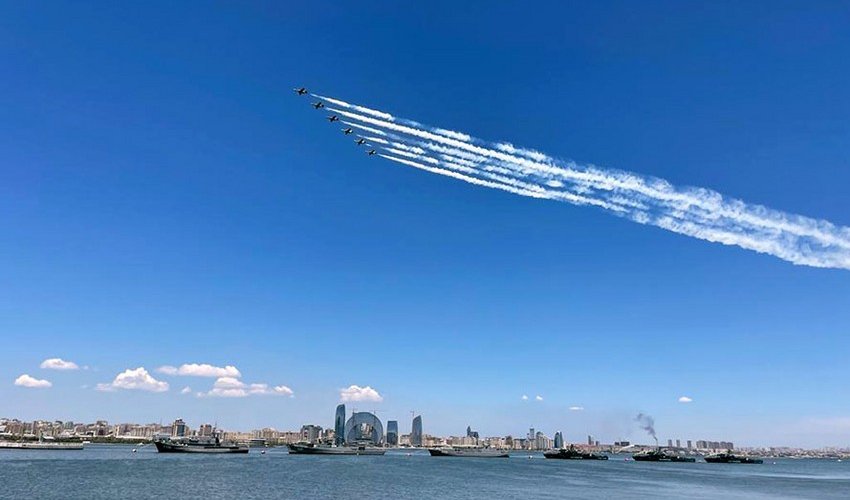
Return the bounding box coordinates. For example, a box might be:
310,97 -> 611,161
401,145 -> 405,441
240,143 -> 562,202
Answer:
295,87 -> 377,155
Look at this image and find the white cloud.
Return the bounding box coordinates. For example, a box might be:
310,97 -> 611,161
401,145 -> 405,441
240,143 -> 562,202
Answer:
180,386 -> 192,395
521,395 -> 529,400
340,385 -> 383,403
200,377 -> 293,398
535,395 -> 544,401
678,396 -> 693,403
569,406 -> 585,411
273,385 -> 294,397
14,374 -> 52,388
156,363 -> 241,378
96,367 -> 169,392
40,358 -> 79,370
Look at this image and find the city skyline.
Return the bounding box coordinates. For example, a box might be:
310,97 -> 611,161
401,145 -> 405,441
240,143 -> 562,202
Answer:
3,2 -> 850,450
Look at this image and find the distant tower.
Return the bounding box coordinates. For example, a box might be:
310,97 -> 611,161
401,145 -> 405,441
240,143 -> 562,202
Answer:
554,431 -> 564,449
387,420 -> 399,446
334,404 -> 346,446
411,415 -> 423,447
667,439 -> 673,448
587,435 -> 593,446
676,439 -> 681,448
171,418 -> 187,437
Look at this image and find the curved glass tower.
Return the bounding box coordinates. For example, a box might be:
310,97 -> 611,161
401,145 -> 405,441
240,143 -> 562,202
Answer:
344,412 -> 384,446
411,415 -> 423,447
334,404 -> 346,446
386,420 -> 399,446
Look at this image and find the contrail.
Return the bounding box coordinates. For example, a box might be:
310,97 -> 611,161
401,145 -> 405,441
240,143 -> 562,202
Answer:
311,95 -> 850,270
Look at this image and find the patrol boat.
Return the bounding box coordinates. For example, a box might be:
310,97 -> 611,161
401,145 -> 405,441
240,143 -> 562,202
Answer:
154,432 -> 248,454
544,445 -> 608,460
287,442 -> 385,455
704,451 -> 763,464
427,446 -> 509,458
632,448 -> 695,462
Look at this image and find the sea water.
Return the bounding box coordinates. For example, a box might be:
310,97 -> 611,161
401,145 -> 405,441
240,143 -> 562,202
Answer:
1,445 -> 848,499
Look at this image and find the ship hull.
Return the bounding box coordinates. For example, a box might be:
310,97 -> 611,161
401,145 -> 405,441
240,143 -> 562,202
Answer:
705,455 -> 763,464
287,444 -> 385,455
544,450 -> 608,460
0,442 -> 83,450
428,448 -> 509,458
633,454 -> 695,462
154,441 -> 248,454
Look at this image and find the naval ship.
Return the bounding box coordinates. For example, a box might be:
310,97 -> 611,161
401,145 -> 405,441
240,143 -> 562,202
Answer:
704,451 -> 763,464
544,445 -> 608,460
427,446 -> 509,458
287,442 -> 386,455
154,433 -> 248,454
632,448 -> 696,462
0,435 -> 83,451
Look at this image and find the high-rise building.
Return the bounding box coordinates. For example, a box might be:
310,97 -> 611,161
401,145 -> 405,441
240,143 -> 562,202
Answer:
171,418 -> 187,437
411,415 -> 423,447
466,426 -> 479,440
676,439 -> 681,448
528,428 -> 535,441
587,435 -> 593,446
334,404 -> 346,446
687,440 -> 692,449
344,412 -> 383,445
198,423 -> 213,437
386,420 -> 399,446
667,439 -> 673,448
534,431 -> 550,450
553,431 -> 564,449
300,424 -> 322,443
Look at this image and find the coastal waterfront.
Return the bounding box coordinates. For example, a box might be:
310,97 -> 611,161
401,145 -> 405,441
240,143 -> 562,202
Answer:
0,445 -> 848,499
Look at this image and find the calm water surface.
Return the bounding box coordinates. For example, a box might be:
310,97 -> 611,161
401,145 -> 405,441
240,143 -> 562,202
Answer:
1,445 -> 848,499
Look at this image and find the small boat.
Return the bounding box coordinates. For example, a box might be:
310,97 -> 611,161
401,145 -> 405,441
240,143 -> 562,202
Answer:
287,443 -> 385,455
704,451 -> 763,464
427,446 -> 509,458
633,448 -> 695,462
544,445 -> 608,460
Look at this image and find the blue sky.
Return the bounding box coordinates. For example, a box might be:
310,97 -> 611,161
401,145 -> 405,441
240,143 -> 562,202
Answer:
1,1 -> 849,447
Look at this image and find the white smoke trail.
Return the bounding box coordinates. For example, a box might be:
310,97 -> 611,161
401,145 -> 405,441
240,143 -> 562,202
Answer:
313,96 -> 850,270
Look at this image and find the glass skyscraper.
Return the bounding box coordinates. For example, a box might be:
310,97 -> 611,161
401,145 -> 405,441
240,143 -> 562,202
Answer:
554,431 -> 564,449
386,420 -> 399,446
334,404 -> 346,446
344,412 -> 384,445
411,415 -> 423,447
